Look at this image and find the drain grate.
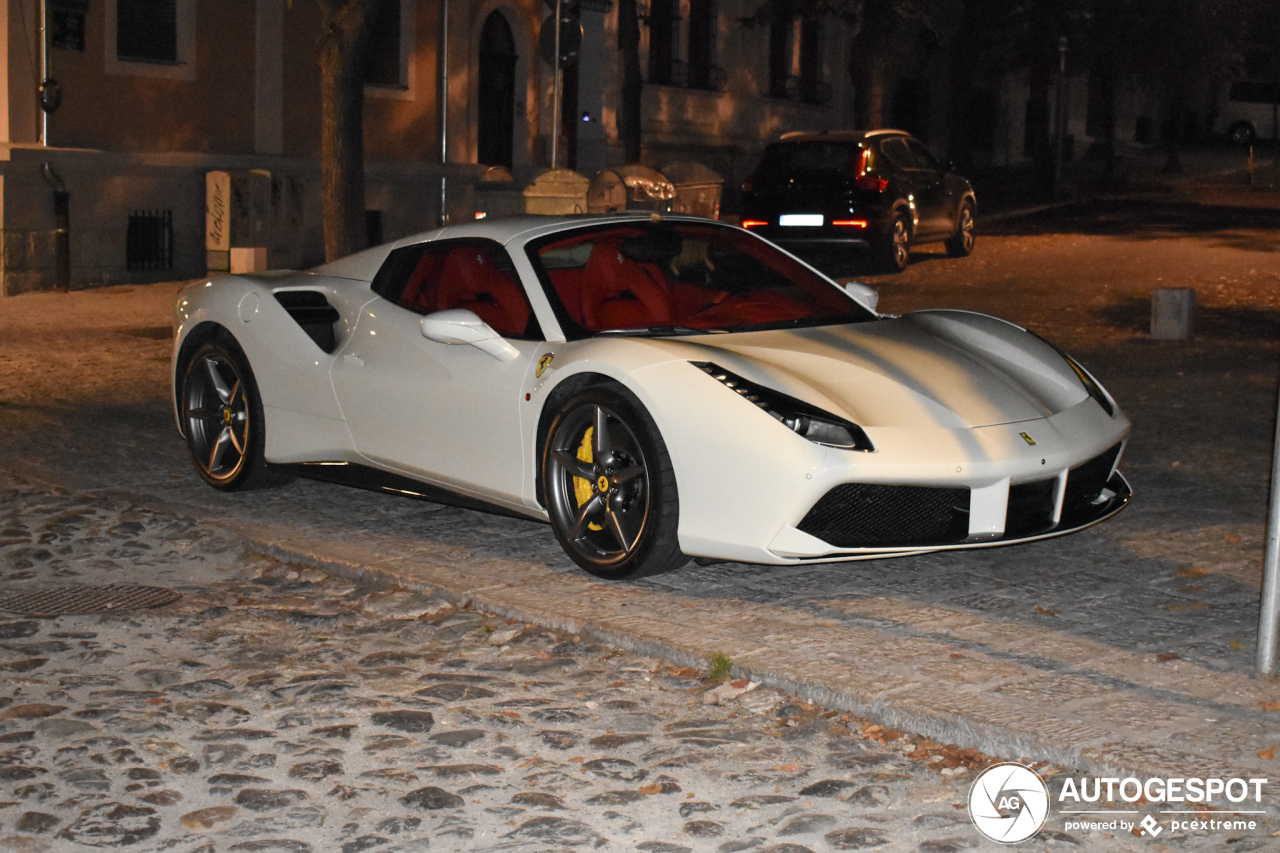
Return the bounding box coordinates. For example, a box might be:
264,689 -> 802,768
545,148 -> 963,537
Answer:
0,584 -> 182,617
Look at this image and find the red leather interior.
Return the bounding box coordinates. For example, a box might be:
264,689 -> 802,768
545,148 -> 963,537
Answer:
399,251 -> 445,312
436,248 -> 530,336
579,243 -> 673,330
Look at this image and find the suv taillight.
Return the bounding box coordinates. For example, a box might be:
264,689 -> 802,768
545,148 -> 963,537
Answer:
853,148 -> 887,191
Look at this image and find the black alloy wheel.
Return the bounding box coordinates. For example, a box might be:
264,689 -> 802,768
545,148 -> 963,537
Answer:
543,387 -> 685,578
879,213 -> 911,273
946,201 -> 976,258
180,339 -> 278,491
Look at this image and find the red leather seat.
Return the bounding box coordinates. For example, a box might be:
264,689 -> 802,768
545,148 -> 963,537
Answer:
436,248 -> 530,336
579,242 -> 673,330
399,251 -> 444,312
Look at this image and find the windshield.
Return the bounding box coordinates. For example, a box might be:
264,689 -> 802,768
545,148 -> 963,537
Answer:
527,221 -> 875,340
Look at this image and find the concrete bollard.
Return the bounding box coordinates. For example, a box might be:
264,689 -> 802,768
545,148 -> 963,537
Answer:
1151,288 -> 1196,340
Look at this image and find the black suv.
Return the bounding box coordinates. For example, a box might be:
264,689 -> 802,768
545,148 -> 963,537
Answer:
739,130 -> 976,272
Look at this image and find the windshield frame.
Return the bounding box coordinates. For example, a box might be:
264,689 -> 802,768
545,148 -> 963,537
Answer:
522,219 -> 877,342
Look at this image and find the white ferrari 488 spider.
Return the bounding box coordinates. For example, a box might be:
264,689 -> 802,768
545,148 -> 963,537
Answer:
172,214 -> 1130,578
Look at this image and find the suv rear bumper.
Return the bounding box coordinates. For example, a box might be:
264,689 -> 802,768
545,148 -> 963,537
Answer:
744,223 -> 887,249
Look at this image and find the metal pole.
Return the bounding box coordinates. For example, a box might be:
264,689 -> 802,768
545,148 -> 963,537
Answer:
551,0 -> 562,169
1257,392 -> 1280,676
438,0 -> 449,226
1052,37 -> 1067,198
40,0 -> 49,146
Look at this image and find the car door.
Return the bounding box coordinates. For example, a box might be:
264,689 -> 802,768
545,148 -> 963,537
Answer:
330,238 -> 543,509
903,139 -> 954,239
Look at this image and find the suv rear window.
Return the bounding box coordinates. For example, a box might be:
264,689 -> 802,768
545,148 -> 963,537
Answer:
757,142 -> 863,178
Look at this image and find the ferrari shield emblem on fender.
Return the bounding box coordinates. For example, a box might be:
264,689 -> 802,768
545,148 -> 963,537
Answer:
536,353 -> 554,378
1020,432 -> 1037,446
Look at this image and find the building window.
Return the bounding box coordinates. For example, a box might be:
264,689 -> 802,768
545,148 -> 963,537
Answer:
52,0 -> 89,52
126,210 -> 174,272
364,0 -> 402,87
687,0 -> 723,91
364,0 -> 414,95
478,11 -> 517,170
648,0 -> 685,87
798,17 -> 830,105
117,0 -> 176,64
105,0 -> 195,80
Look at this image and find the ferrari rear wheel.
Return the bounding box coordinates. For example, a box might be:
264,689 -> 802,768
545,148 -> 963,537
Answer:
543,388 -> 685,579
180,339 -> 279,491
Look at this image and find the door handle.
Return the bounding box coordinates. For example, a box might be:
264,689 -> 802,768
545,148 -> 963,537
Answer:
343,354 -> 364,367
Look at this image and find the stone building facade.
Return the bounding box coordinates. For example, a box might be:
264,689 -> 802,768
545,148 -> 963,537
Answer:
0,0 -> 857,295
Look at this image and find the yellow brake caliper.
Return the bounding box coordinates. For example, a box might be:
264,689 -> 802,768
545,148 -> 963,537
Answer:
573,426 -> 603,531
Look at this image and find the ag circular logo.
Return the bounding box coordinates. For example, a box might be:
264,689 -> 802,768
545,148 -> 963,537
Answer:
968,762 -> 1050,844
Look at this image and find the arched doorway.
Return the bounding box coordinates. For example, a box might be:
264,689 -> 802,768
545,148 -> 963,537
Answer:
478,11 -> 517,170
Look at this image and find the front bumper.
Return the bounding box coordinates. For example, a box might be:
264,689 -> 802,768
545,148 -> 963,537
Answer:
767,466 -> 1131,561
657,393 -> 1130,564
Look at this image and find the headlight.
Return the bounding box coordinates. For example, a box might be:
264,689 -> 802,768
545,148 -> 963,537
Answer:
1028,332 -> 1115,417
692,361 -> 874,451
1062,353 -> 1115,417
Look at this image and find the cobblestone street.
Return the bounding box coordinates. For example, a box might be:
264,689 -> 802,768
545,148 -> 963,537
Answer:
0,477 -> 1096,853
5,192 -> 1280,850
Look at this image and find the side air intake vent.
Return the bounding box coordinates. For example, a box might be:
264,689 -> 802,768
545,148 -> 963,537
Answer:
274,291 -> 340,353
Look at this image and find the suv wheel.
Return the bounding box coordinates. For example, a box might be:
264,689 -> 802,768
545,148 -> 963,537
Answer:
877,213 -> 911,273
945,202 -> 976,258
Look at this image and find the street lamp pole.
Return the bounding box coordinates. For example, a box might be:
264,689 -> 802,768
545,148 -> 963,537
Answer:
1258,405 -> 1280,676
438,0 -> 449,226
40,0 -> 49,146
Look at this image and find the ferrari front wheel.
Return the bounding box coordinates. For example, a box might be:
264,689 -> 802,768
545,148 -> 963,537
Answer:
543,388 -> 685,579
180,339 -> 278,491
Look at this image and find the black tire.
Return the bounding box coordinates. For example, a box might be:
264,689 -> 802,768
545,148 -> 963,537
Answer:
542,387 -> 685,579
179,338 -> 283,491
945,201 -> 976,258
877,212 -> 911,273
1227,121 -> 1256,146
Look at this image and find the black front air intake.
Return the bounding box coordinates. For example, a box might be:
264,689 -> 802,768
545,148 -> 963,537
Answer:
1062,444 -> 1122,519
797,483 -> 970,548
1005,477 -> 1058,538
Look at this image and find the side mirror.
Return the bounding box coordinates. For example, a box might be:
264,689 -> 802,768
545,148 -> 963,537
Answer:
838,280 -> 879,314
421,309 -> 520,362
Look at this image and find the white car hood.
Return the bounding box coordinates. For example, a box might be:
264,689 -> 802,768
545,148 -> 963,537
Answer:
677,315 -> 1088,430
